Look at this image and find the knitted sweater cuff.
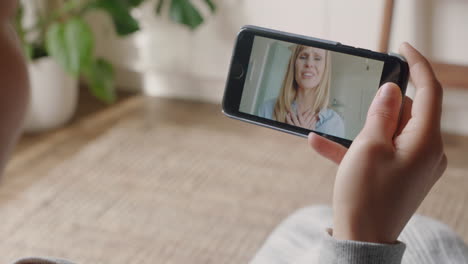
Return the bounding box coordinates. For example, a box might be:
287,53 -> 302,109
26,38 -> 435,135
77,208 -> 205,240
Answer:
318,229 -> 406,264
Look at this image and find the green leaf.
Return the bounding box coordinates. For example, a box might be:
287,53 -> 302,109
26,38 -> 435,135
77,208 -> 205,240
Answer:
46,23 -> 69,72
83,59 -> 116,104
170,0 -> 204,30
87,0 -> 141,36
45,18 -> 94,76
203,0 -> 216,13
65,18 -> 94,73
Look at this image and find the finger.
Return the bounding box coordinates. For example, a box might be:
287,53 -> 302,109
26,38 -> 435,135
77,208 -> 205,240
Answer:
305,110 -> 316,125
308,115 -> 319,130
298,110 -> 307,125
308,133 -> 347,164
360,82 -> 403,142
286,112 -> 293,124
395,96 -> 413,136
399,43 -> 443,132
291,111 -> 301,126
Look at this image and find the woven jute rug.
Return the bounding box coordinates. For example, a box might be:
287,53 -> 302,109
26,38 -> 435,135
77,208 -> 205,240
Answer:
1,96 -> 467,263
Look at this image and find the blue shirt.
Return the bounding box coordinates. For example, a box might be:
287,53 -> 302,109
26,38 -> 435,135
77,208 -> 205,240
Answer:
258,99 -> 345,138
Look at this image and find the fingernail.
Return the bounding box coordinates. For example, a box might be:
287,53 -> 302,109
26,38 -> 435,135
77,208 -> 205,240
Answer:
379,83 -> 396,98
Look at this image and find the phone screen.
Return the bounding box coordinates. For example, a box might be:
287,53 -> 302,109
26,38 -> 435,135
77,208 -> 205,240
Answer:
238,36 -> 385,141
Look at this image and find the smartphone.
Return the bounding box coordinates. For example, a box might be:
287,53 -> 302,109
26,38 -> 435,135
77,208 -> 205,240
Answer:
222,25 -> 409,147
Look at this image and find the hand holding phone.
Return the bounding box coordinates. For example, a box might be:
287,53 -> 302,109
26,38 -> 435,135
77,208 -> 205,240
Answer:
223,25 -> 409,147
310,43 -> 447,244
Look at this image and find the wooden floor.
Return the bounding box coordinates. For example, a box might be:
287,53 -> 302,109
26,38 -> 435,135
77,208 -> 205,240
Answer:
1,88 -> 467,263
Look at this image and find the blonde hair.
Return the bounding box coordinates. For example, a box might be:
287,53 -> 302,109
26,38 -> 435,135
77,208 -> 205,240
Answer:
273,45 -> 332,122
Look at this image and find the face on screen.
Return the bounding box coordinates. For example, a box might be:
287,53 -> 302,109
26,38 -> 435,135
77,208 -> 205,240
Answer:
295,47 -> 327,90
239,37 -> 385,141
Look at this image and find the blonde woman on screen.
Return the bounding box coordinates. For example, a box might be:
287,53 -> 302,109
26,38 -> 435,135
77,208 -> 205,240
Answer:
258,45 -> 344,138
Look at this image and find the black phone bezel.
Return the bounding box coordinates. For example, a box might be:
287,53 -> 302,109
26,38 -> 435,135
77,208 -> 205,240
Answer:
222,25 -> 409,148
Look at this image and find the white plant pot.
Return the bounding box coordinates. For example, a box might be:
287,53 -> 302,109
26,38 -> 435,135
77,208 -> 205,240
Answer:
24,58 -> 79,133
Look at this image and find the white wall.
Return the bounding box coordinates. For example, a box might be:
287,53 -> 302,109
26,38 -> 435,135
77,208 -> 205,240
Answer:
390,0 -> 468,64
92,0 -> 468,86
91,0 -> 386,99
21,0 -> 468,133
89,0 -> 468,134
388,0 -> 468,135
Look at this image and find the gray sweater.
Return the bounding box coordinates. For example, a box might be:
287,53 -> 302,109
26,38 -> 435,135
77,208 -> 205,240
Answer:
250,206 -> 468,264
14,206 -> 468,264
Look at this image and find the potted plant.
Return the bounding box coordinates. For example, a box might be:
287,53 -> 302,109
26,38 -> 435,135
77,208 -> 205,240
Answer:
15,0 -> 216,132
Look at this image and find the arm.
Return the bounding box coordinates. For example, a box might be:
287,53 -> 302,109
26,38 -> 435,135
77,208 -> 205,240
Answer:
309,43 -> 446,262
0,0 -> 29,175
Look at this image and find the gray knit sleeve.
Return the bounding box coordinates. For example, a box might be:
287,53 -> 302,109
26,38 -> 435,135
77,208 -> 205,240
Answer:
319,229 -> 406,264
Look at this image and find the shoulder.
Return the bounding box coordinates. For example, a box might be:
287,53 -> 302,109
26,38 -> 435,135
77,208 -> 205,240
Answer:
319,108 -> 342,122
0,0 -> 16,21
0,8 -> 29,176
316,108 -> 345,137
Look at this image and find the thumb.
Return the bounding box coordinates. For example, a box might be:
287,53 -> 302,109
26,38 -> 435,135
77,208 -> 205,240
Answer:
360,82 -> 403,142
